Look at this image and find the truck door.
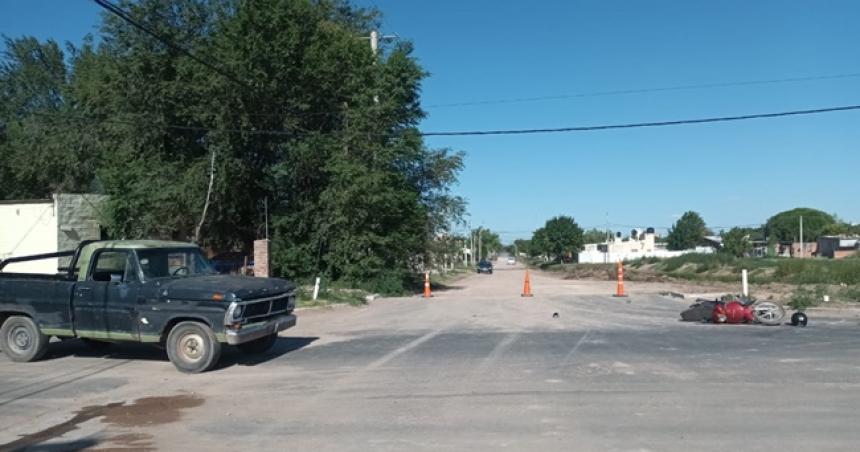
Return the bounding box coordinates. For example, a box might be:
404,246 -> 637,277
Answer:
73,249 -> 141,341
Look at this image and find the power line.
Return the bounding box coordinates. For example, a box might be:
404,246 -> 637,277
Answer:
27,102 -> 860,138
91,0 -> 250,90
425,72 -> 860,109
420,104 -> 860,137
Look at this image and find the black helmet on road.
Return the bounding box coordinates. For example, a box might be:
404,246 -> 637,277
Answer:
791,312 -> 808,327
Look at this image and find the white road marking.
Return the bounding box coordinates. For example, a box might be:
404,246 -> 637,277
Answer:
560,329 -> 591,369
476,332 -> 521,373
364,328 -> 443,371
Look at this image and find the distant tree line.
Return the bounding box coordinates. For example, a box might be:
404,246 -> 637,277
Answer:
512,208 -> 858,261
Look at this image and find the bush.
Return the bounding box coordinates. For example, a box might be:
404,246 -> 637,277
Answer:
788,286 -> 827,311
660,253 -> 736,272
364,270 -> 414,295
774,259 -> 860,285
841,285 -> 860,303
628,256 -> 660,268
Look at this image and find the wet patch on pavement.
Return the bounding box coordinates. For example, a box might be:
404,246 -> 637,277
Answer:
0,393 -> 204,452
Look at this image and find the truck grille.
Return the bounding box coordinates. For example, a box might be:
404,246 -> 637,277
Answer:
271,298 -> 289,312
244,302 -> 270,318
242,293 -> 295,320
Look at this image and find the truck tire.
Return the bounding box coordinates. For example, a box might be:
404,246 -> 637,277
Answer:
0,316 -> 49,363
237,334 -> 278,354
166,321 -> 222,373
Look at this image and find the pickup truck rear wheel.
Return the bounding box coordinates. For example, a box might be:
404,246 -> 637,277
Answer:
166,322 -> 222,374
237,333 -> 278,354
0,316 -> 49,363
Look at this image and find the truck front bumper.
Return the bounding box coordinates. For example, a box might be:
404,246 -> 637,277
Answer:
225,314 -> 297,345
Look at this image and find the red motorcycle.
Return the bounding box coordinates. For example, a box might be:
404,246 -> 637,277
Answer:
681,296 -> 786,326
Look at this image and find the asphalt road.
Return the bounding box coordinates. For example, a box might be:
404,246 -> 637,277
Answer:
3,263 -> 860,451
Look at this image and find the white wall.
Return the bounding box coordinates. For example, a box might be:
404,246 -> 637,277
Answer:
578,246 -> 715,264
0,200 -> 59,273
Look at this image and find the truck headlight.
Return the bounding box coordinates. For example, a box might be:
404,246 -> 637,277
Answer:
232,305 -> 244,320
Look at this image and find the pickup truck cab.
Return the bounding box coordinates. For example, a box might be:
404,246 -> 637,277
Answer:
0,240 -> 296,373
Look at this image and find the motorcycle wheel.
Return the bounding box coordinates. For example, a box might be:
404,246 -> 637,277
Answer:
752,301 -> 786,326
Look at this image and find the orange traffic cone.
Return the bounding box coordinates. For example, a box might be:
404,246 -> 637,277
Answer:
423,271 -> 432,298
612,260 -> 628,297
521,270 -> 534,297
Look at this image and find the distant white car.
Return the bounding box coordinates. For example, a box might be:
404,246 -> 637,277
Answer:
506,257 -> 516,265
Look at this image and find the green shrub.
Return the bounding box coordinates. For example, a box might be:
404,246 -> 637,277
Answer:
774,259 -> 860,285
840,285 -> 860,303
660,253 -> 736,273
788,286 -> 818,311
663,258 -> 684,272
628,256 -> 660,268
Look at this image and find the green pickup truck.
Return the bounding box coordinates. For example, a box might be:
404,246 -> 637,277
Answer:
0,240 -> 296,373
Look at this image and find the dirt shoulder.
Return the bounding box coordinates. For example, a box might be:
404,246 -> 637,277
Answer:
539,262 -> 860,311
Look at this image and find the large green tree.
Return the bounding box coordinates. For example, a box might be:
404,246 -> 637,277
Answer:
0,37 -> 98,198
0,0 -> 465,293
531,216 -> 584,262
764,208 -> 836,243
666,211 -> 707,250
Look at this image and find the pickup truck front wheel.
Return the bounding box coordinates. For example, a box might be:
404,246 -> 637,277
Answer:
166,322 -> 222,374
0,316 -> 49,363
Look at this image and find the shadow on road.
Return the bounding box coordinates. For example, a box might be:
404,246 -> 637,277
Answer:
38,336 -> 318,370
430,283 -> 466,292
217,336 -> 318,369
44,339 -> 165,362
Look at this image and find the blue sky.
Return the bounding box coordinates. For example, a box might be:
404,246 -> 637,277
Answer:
3,0 -> 859,242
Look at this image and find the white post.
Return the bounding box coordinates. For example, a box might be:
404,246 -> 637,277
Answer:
799,215 -> 804,258
312,276 -> 321,301
370,30 -> 379,56
741,269 -> 749,298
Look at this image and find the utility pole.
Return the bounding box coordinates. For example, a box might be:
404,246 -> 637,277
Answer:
478,228 -> 483,262
366,30 -> 399,57
469,225 -> 474,266
605,211 -> 610,242
363,30 -> 398,104
799,215 -> 804,258
370,30 -> 379,56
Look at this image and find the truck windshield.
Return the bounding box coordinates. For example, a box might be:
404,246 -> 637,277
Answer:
135,248 -> 216,279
